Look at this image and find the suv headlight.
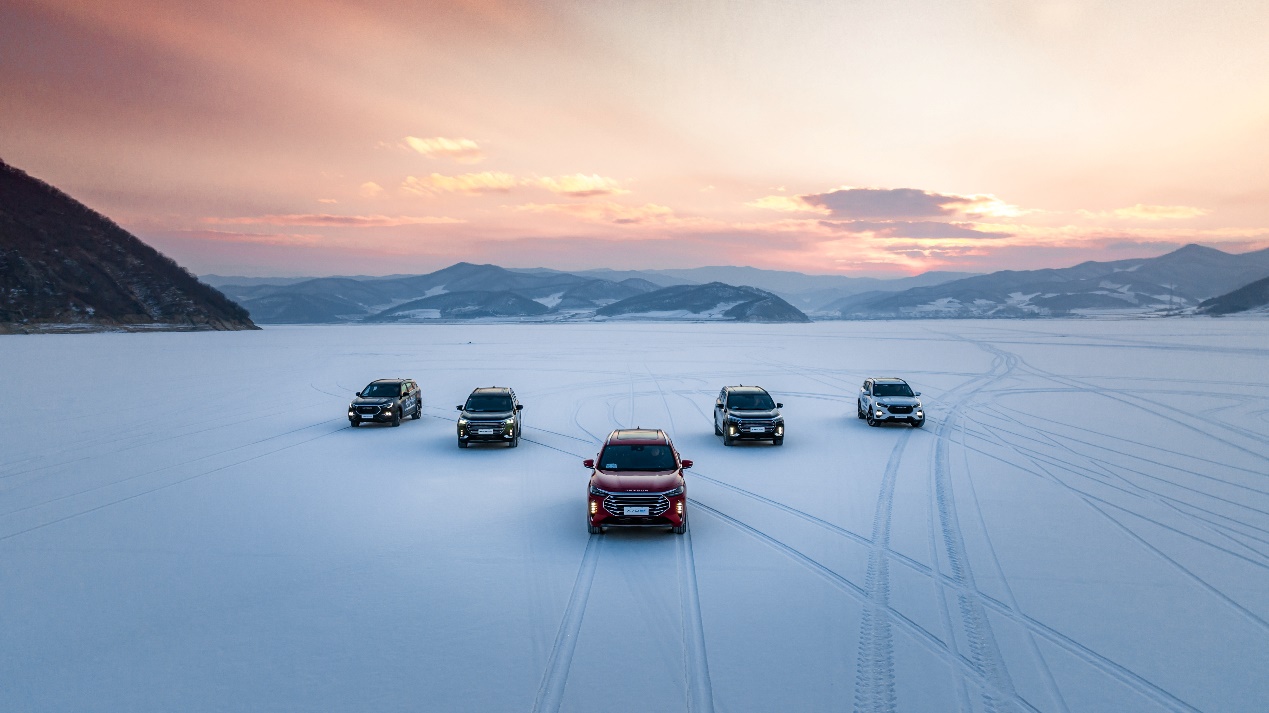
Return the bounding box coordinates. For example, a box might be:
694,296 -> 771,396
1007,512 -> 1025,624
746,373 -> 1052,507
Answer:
504,417 -> 515,426
589,485 -> 608,497
457,418 -> 468,426
663,486 -> 684,497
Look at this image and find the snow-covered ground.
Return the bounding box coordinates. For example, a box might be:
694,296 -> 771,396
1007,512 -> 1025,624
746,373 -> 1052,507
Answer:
2,320 -> 1267,712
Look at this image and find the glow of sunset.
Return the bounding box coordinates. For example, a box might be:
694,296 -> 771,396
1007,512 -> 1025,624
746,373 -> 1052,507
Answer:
3,0 -> 1268,276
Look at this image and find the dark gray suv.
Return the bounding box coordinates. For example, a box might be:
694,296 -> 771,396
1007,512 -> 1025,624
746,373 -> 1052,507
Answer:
456,387 -> 524,448
714,385 -> 785,446
349,379 -> 421,427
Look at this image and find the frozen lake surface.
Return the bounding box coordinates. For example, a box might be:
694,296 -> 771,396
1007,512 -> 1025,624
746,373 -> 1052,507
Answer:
2,320 -> 1268,712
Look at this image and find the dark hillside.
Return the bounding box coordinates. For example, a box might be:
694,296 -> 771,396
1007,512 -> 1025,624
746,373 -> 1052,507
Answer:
0,159 -> 256,332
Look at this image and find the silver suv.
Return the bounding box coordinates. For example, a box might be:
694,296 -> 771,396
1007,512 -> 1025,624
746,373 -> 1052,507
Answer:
858,378 -> 924,428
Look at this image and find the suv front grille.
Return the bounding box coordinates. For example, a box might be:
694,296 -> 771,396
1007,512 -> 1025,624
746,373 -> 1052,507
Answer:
356,406 -> 381,415
603,493 -> 670,517
466,420 -> 505,431
886,405 -> 913,414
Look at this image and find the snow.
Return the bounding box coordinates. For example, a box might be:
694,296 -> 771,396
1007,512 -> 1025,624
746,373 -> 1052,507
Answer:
535,292 -> 565,308
2,319 -> 1268,712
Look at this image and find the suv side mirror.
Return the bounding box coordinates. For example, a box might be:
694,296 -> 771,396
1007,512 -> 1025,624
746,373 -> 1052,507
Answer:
516,404 -> 524,411
914,392 -> 921,397
455,405 -> 463,411
776,402 -> 783,408
583,459 -> 595,469
356,391 -> 362,397
681,459 -> 693,469
715,400 -> 723,408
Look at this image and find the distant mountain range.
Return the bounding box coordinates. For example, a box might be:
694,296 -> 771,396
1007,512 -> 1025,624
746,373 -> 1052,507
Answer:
1,159 -> 256,333
205,265 -> 976,315
213,263 -> 811,323
823,244 -> 1269,319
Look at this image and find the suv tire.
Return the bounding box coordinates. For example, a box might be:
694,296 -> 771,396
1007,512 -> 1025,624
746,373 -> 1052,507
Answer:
457,440 -> 468,448
509,434 -> 519,448
773,437 -> 784,446
714,422 -> 722,436
412,405 -> 421,419
722,430 -> 734,446
911,418 -> 925,428
391,409 -> 401,427
350,418 -> 360,428
857,400 -> 866,419
588,520 -> 602,535
866,412 -> 878,427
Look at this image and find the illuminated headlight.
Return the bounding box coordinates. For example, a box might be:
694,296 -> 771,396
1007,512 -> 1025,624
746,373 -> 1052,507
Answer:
875,410 -> 884,417
916,410 -> 924,417
663,486 -> 684,497
728,425 -> 738,434
589,485 -> 608,497
457,418 -> 469,427
589,500 -> 599,515
776,425 -> 784,435
503,418 -> 515,426
676,501 -> 684,515
347,410 -> 354,416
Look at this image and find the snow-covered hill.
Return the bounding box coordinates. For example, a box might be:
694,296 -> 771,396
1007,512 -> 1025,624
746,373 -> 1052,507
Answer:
3,321 -> 1267,711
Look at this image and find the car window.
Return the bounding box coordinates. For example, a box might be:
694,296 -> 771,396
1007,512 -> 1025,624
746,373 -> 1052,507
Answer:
362,382 -> 399,397
465,394 -> 514,412
598,444 -> 677,471
727,391 -> 775,410
873,383 -> 914,397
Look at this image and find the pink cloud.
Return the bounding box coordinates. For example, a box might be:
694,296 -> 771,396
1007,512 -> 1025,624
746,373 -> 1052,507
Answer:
205,214 -> 464,227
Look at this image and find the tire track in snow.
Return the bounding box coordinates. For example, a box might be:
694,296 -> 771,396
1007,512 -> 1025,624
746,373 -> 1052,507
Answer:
852,431 -> 909,713
646,363 -> 716,713
532,534 -> 602,713
0,421 -> 349,542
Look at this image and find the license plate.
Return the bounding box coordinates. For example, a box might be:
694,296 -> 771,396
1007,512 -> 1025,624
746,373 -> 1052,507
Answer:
748,426 -> 765,433
623,506 -> 650,516
477,428 -> 495,435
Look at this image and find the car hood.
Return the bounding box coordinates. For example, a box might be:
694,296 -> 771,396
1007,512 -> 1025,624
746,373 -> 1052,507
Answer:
460,410 -> 514,420
877,396 -> 920,407
591,471 -> 683,493
728,408 -> 781,419
353,397 -> 396,406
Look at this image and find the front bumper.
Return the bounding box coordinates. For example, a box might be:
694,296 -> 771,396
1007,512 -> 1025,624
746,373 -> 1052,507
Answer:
349,407 -> 396,422
588,494 -> 686,528
458,423 -> 516,441
870,405 -> 923,422
724,422 -> 785,440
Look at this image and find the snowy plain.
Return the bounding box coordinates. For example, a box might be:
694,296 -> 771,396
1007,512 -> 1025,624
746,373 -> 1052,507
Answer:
2,320 -> 1268,712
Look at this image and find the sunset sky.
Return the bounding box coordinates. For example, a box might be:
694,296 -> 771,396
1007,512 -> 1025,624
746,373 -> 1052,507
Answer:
3,0 -> 1268,277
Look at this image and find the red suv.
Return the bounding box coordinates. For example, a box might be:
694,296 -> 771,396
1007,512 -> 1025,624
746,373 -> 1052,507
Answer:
585,429 -> 691,535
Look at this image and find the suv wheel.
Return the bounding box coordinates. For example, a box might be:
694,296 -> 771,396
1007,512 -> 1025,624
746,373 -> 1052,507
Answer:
412,404 -> 421,419
350,418 -> 360,428
911,418 -> 925,428
773,437 -> 784,446
866,412 -> 878,427
857,401 -> 866,419
457,440 -> 468,449
672,512 -> 688,535
391,409 -> 402,427
588,520 -> 602,535
722,430 -> 734,446
714,422 -> 722,436
509,434 -> 519,448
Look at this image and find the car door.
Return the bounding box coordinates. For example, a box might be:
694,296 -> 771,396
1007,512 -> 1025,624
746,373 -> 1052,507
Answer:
862,380 -> 872,411
408,381 -> 418,411
714,389 -> 727,431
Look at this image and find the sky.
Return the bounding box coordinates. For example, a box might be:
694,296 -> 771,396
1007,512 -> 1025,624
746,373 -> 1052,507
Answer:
3,0 -> 1268,277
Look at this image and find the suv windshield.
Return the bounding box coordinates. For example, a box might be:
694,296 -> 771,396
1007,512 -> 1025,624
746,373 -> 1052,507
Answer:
728,391 -> 775,410
598,444 -> 676,471
465,394 -> 513,412
874,383 -> 914,397
362,383 -> 400,398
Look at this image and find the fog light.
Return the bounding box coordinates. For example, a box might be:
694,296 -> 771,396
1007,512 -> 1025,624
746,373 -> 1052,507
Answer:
875,411 -> 884,418
676,501 -> 684,515
776,425 -> 784,435
589,500 -> 598,515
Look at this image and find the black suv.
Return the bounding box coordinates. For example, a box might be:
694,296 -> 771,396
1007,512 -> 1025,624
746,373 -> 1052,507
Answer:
349,379 -> 421,427
714,385 -> 785,445
456,387 -> 524,448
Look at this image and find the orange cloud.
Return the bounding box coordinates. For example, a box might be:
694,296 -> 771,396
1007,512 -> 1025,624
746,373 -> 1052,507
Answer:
402,172 -> 519,195
515,201 -> 675,225
359,182 -> 384,198
404,136 -> 486,163
1109,204 -> 1210,220
529,173 -> 628,197
206,214 -> 464,227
